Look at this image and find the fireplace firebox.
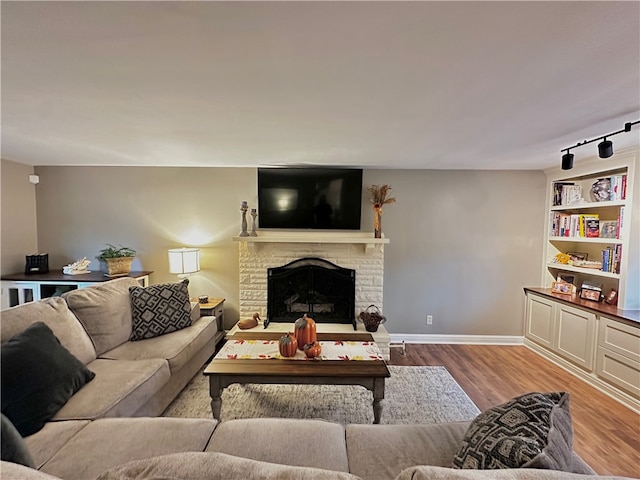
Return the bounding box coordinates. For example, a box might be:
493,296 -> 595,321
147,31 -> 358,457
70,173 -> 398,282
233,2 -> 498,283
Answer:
266,258 -> 356,329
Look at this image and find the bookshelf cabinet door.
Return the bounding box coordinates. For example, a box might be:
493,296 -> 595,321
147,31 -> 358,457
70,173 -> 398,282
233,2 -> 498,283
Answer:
554,303 -> 596,370
525,293 -> 556,349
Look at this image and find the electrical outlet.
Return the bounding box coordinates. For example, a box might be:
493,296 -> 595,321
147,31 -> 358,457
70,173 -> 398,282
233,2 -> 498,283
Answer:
426,315 -> 433,325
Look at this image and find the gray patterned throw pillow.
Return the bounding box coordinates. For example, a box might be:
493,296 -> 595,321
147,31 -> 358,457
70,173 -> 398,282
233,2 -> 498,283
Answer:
452,392 -> 574,471
129,280 -> 192,341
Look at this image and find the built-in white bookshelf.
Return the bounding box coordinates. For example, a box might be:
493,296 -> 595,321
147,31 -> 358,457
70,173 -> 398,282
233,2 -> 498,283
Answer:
542,147 -> 638,310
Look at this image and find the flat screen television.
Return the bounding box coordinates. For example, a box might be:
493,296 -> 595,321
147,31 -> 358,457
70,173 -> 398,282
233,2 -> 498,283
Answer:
257,167 -> 363,230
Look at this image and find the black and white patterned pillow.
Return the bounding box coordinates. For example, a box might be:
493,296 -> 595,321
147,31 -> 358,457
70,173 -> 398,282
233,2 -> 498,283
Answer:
129,280 -> 192,341
452,392 -> 574,471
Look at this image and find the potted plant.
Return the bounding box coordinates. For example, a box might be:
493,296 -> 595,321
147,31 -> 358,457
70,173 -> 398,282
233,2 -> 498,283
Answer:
97,244 -> 137,276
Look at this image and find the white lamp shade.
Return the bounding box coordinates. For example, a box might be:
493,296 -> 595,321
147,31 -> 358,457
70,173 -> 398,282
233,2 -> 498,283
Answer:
168,248 -> 200,275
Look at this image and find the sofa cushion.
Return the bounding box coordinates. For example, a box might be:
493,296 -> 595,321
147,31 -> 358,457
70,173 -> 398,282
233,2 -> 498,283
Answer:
101,315 -> 218,372
346,422 -> 470,480
0,297 -> 96,364
1,413 -> 34,468
39,417 -> 217,480
206,418 -> 350,472
96,452 -> 363,480
63,277 -> 141,356
452,392 -> 574,471
129,280 -> 192,341
0,462 -> 61,480
52,358 -> 170,420
25,420 -> 90,469
1,322 -> 96,436
395,465 -> 630,480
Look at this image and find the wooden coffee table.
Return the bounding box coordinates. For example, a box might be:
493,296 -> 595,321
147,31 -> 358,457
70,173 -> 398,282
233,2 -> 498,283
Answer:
203,334 -> 390,423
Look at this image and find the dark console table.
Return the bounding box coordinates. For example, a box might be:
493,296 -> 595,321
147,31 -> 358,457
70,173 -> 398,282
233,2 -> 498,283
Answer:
1,270 -> 153,309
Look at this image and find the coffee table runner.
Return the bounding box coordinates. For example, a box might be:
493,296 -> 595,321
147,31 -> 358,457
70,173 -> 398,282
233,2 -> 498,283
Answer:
216,339 -> 384,361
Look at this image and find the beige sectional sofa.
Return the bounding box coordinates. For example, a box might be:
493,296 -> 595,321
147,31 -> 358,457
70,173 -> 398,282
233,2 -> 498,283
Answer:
2,417 -> 632,480
0,278 -> 631,479
1,277 -> 220,421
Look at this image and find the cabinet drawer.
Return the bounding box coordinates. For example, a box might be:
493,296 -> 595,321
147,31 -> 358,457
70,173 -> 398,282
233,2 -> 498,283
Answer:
596,347 -> 640,398
598,317 -> 640,362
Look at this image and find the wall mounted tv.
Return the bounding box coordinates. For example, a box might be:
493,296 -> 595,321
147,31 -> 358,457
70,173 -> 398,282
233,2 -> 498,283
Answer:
257,167 -> 363,230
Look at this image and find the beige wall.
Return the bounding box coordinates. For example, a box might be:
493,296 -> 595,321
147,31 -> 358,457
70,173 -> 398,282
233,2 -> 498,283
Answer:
365,170 -> 545,336
21,166 -> 545,334
1,159 -> 38,274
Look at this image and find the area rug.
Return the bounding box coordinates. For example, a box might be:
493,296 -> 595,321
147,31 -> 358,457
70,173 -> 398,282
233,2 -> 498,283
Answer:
162,366 -> 480,424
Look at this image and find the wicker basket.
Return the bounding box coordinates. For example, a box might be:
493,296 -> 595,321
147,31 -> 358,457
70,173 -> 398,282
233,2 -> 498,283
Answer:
104,257 -> 134,276
358,304 -> 387,332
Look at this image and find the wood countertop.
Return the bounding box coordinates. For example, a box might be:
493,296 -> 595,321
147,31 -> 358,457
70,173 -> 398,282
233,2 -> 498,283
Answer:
524,287 -> 640,325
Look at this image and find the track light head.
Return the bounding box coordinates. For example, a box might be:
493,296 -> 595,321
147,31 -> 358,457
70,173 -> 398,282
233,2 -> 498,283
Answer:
598,138 -> 613,158
561,152 -> 574,170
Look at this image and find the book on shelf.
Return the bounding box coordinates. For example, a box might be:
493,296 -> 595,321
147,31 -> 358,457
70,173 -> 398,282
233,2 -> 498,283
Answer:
564,185 -> 583,205
552,182 -> 574,206
614,244 -> 622,275
599,220 -> 617,238
585,217 -> 600,238
617,206 -> 624,238
610,174 -> 627,201
601,247 -> 611,273
569,214 -> 580,238
561,214 -> 571,237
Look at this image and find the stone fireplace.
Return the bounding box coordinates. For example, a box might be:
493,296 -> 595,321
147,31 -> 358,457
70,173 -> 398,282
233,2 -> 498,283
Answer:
235,232 -> 388,326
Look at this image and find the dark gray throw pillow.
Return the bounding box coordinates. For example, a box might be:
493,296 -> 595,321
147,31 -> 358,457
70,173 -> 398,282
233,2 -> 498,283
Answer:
1,413 -> 34,467
452,392 -> 574,471
129,279 -> 192,341
1,322 -> 95,437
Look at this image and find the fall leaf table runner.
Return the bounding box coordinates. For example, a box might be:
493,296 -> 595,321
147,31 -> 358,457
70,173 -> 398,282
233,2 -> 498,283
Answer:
215,339 -> 384,361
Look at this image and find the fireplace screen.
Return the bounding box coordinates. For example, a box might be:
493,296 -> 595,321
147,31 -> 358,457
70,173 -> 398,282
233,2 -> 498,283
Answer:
266,258 -> 356,329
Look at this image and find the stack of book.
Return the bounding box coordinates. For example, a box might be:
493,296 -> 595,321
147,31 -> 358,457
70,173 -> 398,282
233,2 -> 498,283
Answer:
549,213 -> 600,238
610,174 -> 627,201
552,183 -> 582,206
602,245 -> 622,274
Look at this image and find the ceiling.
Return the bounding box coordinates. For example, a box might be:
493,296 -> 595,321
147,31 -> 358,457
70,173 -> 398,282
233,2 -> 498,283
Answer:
1,1 -> 639,170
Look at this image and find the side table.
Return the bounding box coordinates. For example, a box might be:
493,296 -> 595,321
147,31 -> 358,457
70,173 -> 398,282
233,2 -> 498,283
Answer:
192,297 -> 225,340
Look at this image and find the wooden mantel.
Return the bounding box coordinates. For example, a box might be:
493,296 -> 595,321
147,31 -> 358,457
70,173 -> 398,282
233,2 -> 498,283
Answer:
232,231 -> 389,254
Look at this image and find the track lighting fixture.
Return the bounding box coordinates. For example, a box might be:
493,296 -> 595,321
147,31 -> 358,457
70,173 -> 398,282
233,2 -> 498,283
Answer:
560,120 -> 639,170
561,152 -> 574,170
598,138 -> 613,158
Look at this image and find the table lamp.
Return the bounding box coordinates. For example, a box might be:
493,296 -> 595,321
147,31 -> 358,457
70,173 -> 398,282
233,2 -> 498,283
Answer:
168,248 -> 200,278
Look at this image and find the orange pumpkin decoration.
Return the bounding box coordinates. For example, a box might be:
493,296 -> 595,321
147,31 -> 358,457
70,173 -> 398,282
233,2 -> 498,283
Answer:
278,333 -> 298,358
303,341 -> 322,358
294,314 -> 317,350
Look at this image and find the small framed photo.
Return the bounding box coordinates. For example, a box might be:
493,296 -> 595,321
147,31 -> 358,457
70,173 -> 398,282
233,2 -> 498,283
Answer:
604,289 -> 618,306
579,288 -> 602,302
552,281 -> 575,295
599,221 -> 618,239
567,252 -> 588,262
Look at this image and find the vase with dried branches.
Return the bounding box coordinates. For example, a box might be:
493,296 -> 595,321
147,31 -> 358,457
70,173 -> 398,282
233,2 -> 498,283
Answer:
368,184 -> 396,238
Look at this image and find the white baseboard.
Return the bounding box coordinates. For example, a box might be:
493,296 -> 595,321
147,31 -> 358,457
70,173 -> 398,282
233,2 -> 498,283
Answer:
389,334 -> 524,345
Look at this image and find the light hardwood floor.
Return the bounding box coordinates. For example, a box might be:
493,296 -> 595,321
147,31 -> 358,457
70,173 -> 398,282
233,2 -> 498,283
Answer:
389,344 -> 640,478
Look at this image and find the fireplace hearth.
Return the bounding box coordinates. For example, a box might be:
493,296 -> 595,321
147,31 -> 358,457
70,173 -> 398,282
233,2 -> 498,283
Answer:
266,257 -> 356,329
